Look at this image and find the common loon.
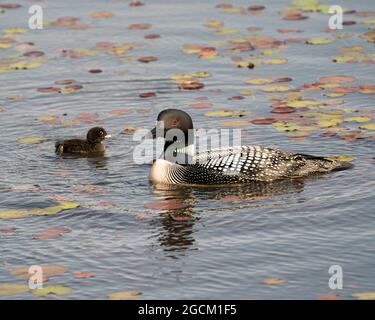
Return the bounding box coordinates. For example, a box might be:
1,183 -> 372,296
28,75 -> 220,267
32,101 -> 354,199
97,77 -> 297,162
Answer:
148,109 -> 353,186
55,127 -> 110,155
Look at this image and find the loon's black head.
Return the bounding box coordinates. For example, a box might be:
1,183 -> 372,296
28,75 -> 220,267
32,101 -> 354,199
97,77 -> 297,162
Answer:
151,109 -> 194,161
87,127 -> 109,144
151,109 -> 194,143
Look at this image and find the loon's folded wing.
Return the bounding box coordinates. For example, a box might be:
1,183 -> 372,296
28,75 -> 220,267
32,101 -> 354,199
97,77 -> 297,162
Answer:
189,146 -> 350,183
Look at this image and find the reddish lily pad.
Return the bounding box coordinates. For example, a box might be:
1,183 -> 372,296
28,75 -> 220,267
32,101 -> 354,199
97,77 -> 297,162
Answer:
251,118 -> 277,125
74,272 -> 96,279
33,227 -> 71,240
139,92 -> 156,98
128,23 -> 151,30
144,34 -> 160,39
88,69 -> 102,73
178,81 -> 205,90
138,56 -> 158,63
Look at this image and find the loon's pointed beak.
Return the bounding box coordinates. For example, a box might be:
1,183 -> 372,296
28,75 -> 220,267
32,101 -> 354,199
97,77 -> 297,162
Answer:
105,134 -> 112,139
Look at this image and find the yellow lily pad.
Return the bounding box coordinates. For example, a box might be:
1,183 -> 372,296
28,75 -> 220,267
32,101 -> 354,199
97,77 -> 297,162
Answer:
214,28 -> 238,35
17,136 -> 48,144
191,71 -> 211,77
262,58 -> 288,65
239,90 -> 256,95
219,120 -> 251,127
274,122 -> 302,131
306,38 -> 333,45
246,78 -> 277,85
362,18 -> 375,25
318,119 -> 343,127
286,100 -> 320,108
359,123 -> 375,130
0,210 -> 29,219
32,285 -> 73,296
108,291 -> 142,300
204,110 -> 251,117
344,116 -> 372,123
261,85 -> 293,92
11,265 -> 67,279
263,277 -> 286,285
0,283 -> 29,296
352,292 -> 375,300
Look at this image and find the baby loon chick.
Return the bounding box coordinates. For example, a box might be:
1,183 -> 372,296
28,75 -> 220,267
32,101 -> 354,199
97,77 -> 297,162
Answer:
55,127 -> 109,155
148,109 -> 353,186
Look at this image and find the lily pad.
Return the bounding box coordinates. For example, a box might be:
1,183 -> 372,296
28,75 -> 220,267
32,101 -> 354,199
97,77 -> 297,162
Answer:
32,285 -> 73,296
108,291 -> 142,300
17,136 -> 48,144
0,283 -> 29,296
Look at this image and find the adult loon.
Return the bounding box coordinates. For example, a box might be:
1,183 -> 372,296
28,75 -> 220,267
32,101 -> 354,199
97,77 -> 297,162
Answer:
148,109 -> 353,186
55,127 -> 110,155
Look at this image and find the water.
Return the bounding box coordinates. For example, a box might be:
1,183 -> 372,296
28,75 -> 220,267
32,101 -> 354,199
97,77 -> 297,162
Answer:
0,0 -> 374,299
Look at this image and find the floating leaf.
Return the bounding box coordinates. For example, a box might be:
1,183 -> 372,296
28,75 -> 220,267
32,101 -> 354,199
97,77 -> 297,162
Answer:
306,38 -> 332,45
261,85 -> 293,92
74,272 -> 96,279
33,227 -> 71,240
204,20 -> 224,28
251,118 -> 277,125
352,292 -> 375,300
11,265 -> 67,279
139,92 -> 156,98
0,227 -> 16,234
108,291 -> 142,300
178,81 -> 204,90
128,23 -> 151,30
286,99 -> 319,108
219,120 -> 251,126
32,285 -> 73,296
318,75 -> 357,84
263,277 -> 286,285
190,103 -> 212,109
344,116 -> 372,123
89,11 -> 115,19
0,283 -> 29,296
239,90 -> 256,95
144,33 -> 160,39
88,68 -> 102,73
246,78 -> 275,85
204,110 -> 251,117
138,56 -> 158,63
214,28 -> 238,35
360,123 -> 375,130
0,210 -> 28,219
262,58 -> 288,64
